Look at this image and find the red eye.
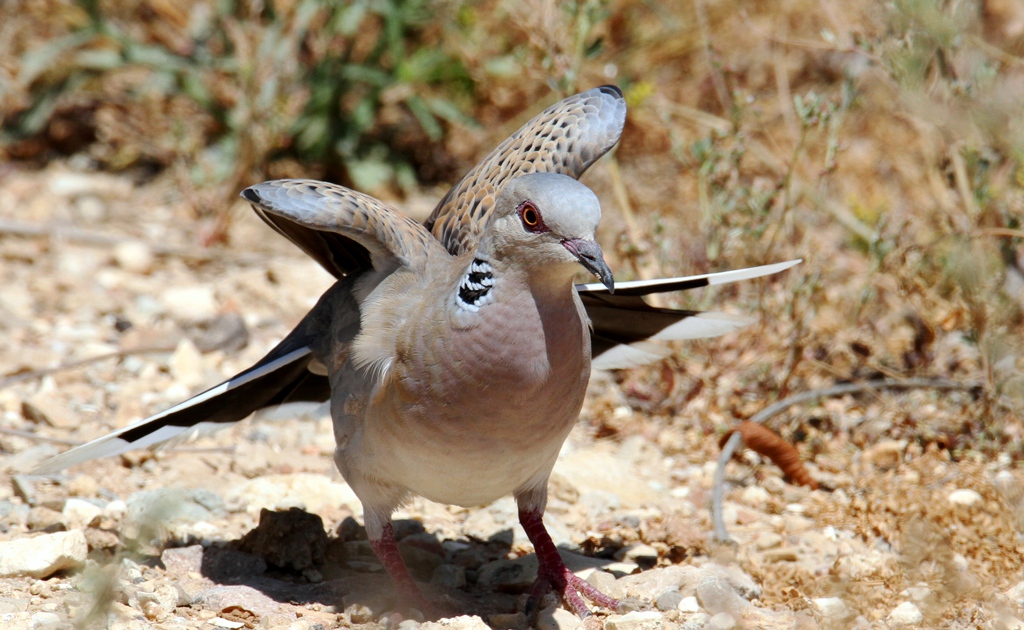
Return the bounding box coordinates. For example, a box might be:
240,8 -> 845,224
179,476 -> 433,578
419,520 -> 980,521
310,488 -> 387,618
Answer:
518,201 -> 547,232
523,205 -> 539,226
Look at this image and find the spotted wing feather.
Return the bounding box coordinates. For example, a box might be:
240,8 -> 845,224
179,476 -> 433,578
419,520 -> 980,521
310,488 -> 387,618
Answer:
424,85 -> 627,256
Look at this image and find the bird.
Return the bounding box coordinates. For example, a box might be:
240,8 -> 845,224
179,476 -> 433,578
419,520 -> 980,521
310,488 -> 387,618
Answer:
35,86 -> 799,617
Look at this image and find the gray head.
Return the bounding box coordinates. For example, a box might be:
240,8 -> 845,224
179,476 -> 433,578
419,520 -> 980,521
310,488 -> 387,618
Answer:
486,172 -> 614,290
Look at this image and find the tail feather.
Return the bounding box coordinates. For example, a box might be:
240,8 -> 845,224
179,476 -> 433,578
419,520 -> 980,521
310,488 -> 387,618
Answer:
33,339 -> 329,474
584,260 -> 799,370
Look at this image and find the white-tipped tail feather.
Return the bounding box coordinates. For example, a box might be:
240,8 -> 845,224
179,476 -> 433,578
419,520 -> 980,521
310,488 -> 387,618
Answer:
33,347 -> 314,474
576,259 -> 802,294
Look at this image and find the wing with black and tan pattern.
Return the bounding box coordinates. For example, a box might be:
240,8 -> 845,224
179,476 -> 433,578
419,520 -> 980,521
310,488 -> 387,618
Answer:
424,85 -> 626,256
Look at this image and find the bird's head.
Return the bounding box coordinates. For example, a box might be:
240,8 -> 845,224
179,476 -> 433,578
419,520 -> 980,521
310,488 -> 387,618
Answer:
487,172 -> 614,291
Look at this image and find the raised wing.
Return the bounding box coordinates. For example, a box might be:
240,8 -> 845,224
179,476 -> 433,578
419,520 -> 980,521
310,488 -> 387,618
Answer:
243,179 -> 446,275
424,85 -> 627,256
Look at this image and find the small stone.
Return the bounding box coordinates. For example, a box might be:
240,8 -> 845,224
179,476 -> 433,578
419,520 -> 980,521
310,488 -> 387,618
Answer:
66,475 -> 100,498
754,532 -> 783,550
536,606 -> 581,630
887,602 -> 923,626
614,543 -> 660,567
22,396 -> 78,429
655,590 -> 683,611
210,618 -> 246,629
62,498 -> 103,530
947,489 -> 983,508
861,440 -> 906,469
238,507 -> 327,572
0,530 -> 88,578
0,597 -> 29,614
811,597 -> 849,620
431,564 -> 467,589
169,338 -> 205,389
677,596 -> 700,613
226,474 -> 362,517
30,611 -> 63,629
419,615 -> 490,630
740,485 -> 770,508
26,507 -> 66,532
160,285 -> 219,321
901,584 -> 930,602
84,527 -> 121,551
605,610 -> 663,630
617,564 -> 697,599
706,612 -> 736,630
113,241 -> 155,274
488,612 -> 527,630
587,570 -> 626,600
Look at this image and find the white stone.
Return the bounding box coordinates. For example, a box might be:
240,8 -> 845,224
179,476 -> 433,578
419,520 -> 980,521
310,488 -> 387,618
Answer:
605,610 -> 663,630
947,489 -> 983,507
113,241 -> 155,274
226,474 -> 363,517
536,606 -> 581,630
160,284 -> 218,321
419,616 -> 491,630
0,530 -> 88,578
887,602 -> 923,626
210,618 -> 246,629
30,612 -> 62,630
62,498 -> 103,530
706,612 -> 736,630
169,338 -> 205,389
677,596 -> 701,613
740,485 -> 769,508
811,597 -> 849,619
1005,580 -> 1024,604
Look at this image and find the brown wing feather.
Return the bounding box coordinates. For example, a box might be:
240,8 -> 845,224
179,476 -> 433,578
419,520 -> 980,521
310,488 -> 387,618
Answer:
424,85 -> 627,256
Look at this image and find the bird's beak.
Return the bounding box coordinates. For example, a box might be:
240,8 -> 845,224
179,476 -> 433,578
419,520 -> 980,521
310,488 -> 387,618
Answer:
562,238 -> 614,292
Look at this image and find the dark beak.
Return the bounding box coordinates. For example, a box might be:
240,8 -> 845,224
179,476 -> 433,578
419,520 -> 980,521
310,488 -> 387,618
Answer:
562,238 -> 614,292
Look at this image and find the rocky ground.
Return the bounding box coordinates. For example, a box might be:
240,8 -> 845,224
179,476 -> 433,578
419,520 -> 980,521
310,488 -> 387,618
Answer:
1,163 -> 1023,630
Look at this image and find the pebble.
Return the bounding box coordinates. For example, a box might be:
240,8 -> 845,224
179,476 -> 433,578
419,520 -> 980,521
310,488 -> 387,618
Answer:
614,543 -> 659,566
169,338 -> 205,389
226,474 -> 362,517
887,602 -> 923,626
238,507 -> 327,572
740,485 -> 770,508
811,597 -> 849,620
754,532 -> 783,550
1004,580 -> 1024,604
861,440 -> 906,469
26,507 -> 65,532
420,616 -> 490,630
617,564 -> 698,599
30,611 -> 63,629
22,396 -> 78,429
62,498 -> 103,530
947,489 -> 983,507
431,564 -> 467,589
488,613 -> 527,630
677,596 -> 700,613
113,241 -> 155,274
706,612 -> 736,630
654,590 -> 683,611
0,530 -> 88,578
536,606 -> 581,630
605,610 -> 662,630
160,284 -> 218,321
586,570 -> 626,600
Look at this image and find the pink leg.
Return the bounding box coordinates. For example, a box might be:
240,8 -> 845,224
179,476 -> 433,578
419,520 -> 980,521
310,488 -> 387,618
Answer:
519,508 -> 620,618
369,522 -> 444,617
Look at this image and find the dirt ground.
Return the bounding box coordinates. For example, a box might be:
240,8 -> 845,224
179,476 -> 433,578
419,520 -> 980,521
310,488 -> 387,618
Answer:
2,1 -> 1024,629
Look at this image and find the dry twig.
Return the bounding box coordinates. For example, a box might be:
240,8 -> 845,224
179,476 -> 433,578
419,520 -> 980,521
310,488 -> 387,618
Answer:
711,377 -> 980,542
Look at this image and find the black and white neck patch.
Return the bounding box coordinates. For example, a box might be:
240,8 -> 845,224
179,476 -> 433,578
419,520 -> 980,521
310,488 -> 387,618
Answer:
456,258 -> 495,312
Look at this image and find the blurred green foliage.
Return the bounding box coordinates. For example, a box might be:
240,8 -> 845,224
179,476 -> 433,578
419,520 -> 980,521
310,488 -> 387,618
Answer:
3,0 -> 475,194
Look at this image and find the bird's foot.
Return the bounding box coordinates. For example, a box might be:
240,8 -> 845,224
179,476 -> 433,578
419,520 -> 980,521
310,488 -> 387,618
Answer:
519,508 -> 620,618
370,523 -> 453,620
